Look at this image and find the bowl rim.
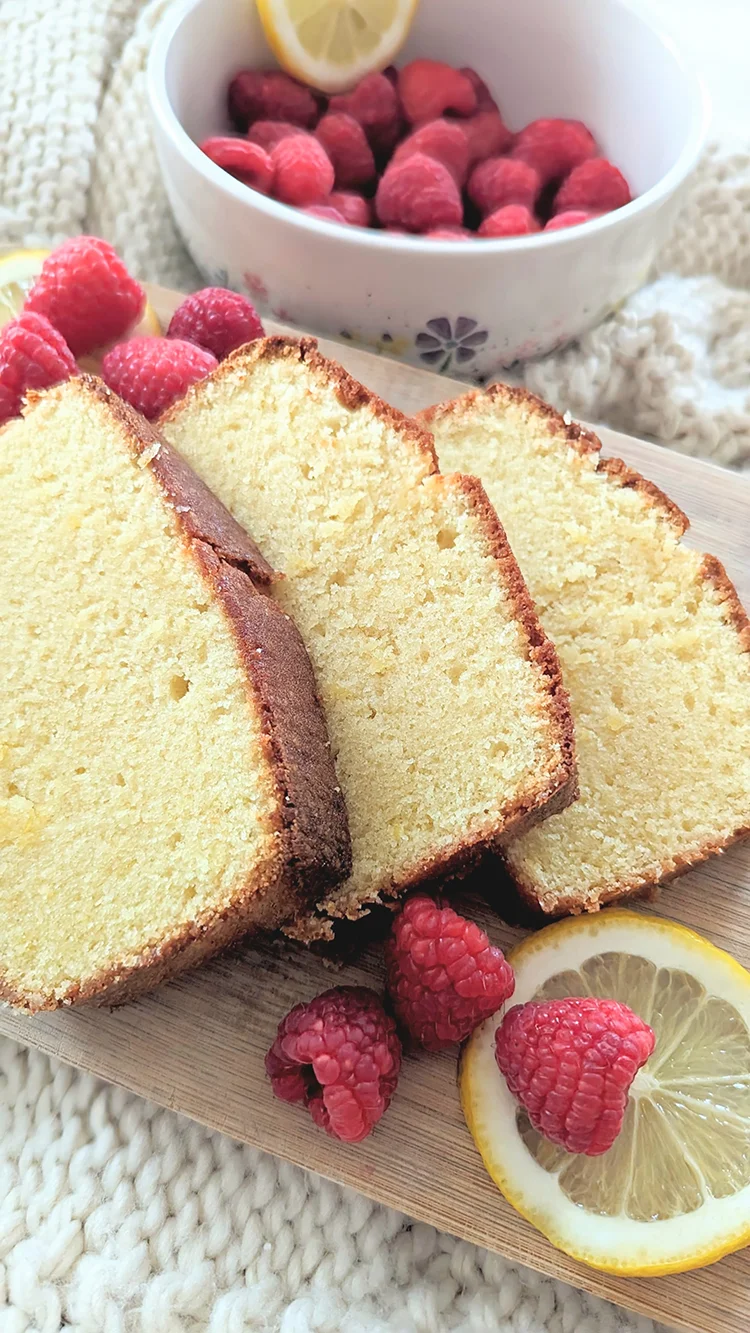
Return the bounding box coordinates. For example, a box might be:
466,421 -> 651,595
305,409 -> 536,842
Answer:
147,0 -> 710,256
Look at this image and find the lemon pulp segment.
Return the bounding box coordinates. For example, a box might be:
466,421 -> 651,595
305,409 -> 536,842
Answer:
461,911 -> 750,1275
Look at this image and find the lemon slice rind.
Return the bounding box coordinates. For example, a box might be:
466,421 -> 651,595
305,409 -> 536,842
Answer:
256,0 -> 419,94
460,911 -> 750,1276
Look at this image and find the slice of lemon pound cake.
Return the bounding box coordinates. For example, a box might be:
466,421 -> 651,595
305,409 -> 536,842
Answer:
422,386 -> 750,915
0,377 -> 349,1010
160,337 -> 576,938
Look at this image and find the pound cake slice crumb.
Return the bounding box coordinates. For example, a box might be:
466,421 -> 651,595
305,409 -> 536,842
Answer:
0,377 -> 349,1010
160,337 -> 576,938
422,385 -> 750,915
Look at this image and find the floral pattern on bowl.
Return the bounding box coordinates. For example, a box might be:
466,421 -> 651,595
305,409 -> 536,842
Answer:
415,317 -> 489,373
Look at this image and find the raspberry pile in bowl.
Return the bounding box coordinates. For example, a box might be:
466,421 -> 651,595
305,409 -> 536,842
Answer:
200,60 -> 633,239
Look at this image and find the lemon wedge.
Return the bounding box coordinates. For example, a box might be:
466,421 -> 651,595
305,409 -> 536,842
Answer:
256,0 -> 418,93
0,247 -> 161,369
460,910 -> 750,1276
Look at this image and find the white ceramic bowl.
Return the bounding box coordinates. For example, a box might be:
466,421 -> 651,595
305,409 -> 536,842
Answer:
148,0 -> 708,378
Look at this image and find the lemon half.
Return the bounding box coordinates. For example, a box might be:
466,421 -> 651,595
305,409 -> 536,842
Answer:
256,0 -> 419,93
0,248 -> 160,369
460,910 -> 750,1276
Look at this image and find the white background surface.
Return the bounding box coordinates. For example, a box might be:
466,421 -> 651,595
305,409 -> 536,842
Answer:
628,0 -> 749,139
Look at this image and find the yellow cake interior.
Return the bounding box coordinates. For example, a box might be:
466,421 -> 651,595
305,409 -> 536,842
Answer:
0,382 -> 280,1005
428,392 -> 750,912
162,349 -> 569,921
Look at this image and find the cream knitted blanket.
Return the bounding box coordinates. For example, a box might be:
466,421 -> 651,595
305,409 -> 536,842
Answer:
1,1 -> 748,1330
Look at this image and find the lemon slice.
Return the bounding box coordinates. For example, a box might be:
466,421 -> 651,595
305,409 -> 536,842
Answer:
0,248 -> 51,330
0,247 -> 161,370
460,910 -> 750,1276
256,0 -> 419,93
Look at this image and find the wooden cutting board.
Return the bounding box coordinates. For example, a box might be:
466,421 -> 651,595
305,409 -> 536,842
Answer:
2,285 -> 750,1333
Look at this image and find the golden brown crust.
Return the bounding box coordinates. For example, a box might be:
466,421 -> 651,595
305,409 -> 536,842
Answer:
78,377 -> 279,581
2,377 -> 350,1011
701,554 -> 750,652
161,334 -> 441,472
420,383 -> 691,534
506,818 -> 750,920
163,337 -> 578,941
169,364 -> 577,940
420,383 -> 750,917
454,474 -> 577,809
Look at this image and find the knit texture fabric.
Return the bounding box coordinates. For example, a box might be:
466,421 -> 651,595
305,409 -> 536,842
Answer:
0,1 -> 745,1330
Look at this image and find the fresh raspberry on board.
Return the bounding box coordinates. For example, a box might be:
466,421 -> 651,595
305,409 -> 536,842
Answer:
0,312 -> 78,425
545,209 -> 598,231
478,204 -> 539,237
512,118 -> 597,184
329,192 -> 372,226
101,337 -> 217,420
392,119 -> 471,187
271,135 -> 335,206
385,895 -> 515,1051
199,138 -> 274,193
329,72 -> 402,156
265,987 -> 402,1143
376,152 -> 463,233
398,60 -> 477,124
554,158 -> 631,214
228,69 -> 320,132
459,68 -> 498,113
167,288 -> 264,361
303,204 -> 348,224
495,996 -> 655,1156
315,112 -> 375,188
468,156 -> 540,215
462,111 -> 514,167
24,236 -> 145,359
247,119 -> 307,151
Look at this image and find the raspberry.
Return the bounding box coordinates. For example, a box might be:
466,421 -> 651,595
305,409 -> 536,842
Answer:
385,895 -> 515,1051
265,987 -> 402,1142
554,158 -> 632,214
375,153 -> 463,234
468,157 -> 540,215
329,72 -> 402,156
228,69 -> 319,132
329,191 -> 372,226
199,138 -> 274,193
495,997 -> 655,1156
167,287 -> 264,361
462,111 -> 514,167
426,227 -> 471,240
24,236 -> 145,359
315,112 -> 375,188
392,119 -> 470,187
271,135 -> 335,206
459,68 -> 498,113
302,204 -> 348,224
0,312 -> 77,425
545,209 -> 598,231
247,120 -> 306,151
398,60 -> 477,125
478,204 -> 539,237
512,118 -> 597,184
101,337 -> 217,421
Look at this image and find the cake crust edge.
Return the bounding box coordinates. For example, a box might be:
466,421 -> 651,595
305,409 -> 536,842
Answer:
180,341 -> 576,941
420,383 -> 750,918
2,377 -> 350,1011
